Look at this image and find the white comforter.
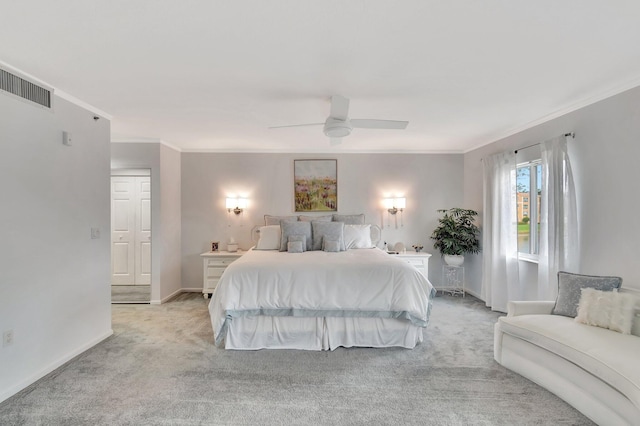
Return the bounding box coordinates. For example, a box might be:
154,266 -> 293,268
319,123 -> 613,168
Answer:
209,248 -> 435,345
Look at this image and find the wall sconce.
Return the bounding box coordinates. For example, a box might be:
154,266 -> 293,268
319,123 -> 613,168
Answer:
383,197 -> 406,228
226,197 -> 248,215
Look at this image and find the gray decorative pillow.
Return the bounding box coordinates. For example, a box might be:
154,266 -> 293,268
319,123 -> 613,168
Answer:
332,214 -> 365,225
323,239 -> 341,252
264,215 -> 298,226
287,234 -> 307,252
279,221 -> 312,252
287,241 -> 304,253
312,221 -> 345,251
298,215 -> 332,222
552,271 -> 623,317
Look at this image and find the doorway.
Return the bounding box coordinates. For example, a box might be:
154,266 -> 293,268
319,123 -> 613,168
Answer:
111,170 -> 151,303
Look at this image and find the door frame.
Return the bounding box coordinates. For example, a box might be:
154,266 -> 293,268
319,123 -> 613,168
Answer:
110,169 -> 152,294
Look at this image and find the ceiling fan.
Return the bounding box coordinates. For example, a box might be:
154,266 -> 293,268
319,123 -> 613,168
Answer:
269,95 -> 409,145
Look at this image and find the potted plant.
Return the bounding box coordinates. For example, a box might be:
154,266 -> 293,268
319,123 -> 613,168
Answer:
430,208 -> 480,266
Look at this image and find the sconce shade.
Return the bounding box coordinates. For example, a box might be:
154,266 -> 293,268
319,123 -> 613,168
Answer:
237,198 -> 248,209
226,197 -> 248,215
383,197 -> 406,212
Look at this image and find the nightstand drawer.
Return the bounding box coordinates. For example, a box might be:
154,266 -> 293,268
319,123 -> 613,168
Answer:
207,258 -> 235,267
404,258 -> 425,267
206,267 -> 227,278
392,252 -> 431,280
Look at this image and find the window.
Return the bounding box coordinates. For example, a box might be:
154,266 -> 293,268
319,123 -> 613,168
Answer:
517,161 -> 542,256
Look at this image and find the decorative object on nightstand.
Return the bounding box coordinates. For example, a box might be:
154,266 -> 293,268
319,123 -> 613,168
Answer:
430,207 -> 480,266
227,236 -> 238,252
210,241 -> 219,252
411,244 -> 423,253
200,250 -> 245,298
394,242 -> 406,253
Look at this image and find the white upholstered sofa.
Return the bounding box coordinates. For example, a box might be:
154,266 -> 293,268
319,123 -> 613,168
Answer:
494,296 -> 640,425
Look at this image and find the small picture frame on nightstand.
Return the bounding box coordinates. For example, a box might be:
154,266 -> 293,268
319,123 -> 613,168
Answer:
211,241 -> 219,252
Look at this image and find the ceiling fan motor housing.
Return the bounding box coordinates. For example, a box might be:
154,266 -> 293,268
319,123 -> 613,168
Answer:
323,117 -> 352,138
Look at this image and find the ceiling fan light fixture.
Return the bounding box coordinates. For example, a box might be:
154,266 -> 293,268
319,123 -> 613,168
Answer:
323,118 -> 352,138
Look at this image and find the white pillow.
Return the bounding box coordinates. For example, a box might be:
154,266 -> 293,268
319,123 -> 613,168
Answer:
255,225 -> 281,250
343,224 -> 373,249
575,288 -> 637,334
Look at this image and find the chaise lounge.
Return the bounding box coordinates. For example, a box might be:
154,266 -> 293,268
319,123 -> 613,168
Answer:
494,273 -> 640,426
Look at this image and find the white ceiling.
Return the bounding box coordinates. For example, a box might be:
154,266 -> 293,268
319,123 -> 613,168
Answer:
2,1 -> 640,153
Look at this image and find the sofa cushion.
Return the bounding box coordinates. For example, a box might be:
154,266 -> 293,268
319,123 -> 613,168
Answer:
553,271 -> 622,317
575,288 -> 637,334
498,314 -> 640,411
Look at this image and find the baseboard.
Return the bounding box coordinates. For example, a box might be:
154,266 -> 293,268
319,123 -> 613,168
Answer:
151,287 -> 184,305
0,329 -> 113,404
150,288 -> 204,304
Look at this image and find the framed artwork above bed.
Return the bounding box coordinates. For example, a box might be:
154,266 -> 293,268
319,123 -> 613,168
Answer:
294,159 -> 337,212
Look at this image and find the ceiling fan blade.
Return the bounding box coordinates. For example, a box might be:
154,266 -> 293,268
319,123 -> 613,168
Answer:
330,137 -> 343,146
268,123 -> 324,129
350,119 -> 409,130
329,95 -> 350,120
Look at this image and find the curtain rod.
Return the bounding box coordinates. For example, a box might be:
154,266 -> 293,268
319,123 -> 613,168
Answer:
514,132 -> 575,154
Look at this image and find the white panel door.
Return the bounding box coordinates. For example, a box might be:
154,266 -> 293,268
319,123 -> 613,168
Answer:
111,176 -> 152,285
135,177 -> 151,285
111,177 -> 135,284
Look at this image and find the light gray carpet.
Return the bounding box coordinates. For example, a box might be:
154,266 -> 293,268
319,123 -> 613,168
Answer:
111,285 -> 150,304
0,293 -> 594,425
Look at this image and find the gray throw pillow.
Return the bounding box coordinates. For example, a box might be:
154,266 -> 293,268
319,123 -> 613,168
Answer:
332,214 -> 365,225
287,241 -> 304,253
287,234 -> 307,252
279,221 -> 312,252
312,221 -> 345,251
552,271 -> 623,317
323,239 -> 341,252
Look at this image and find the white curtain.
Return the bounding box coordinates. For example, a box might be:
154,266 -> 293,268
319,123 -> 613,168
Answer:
481,151 -> 521,312
537,135 -> 579,300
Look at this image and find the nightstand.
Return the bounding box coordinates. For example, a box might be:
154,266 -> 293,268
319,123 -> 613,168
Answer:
391,252 -> 431,279
200,250 -> 245,298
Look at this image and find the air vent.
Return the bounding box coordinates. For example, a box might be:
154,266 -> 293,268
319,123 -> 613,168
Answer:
0,67 -> 51,108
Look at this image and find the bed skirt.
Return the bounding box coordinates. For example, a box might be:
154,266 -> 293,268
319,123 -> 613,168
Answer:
223,315 -> 424,350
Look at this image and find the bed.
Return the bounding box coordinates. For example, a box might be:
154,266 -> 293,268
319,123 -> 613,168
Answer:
208,223 -> 435,350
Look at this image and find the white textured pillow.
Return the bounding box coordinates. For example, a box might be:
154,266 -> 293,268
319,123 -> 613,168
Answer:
633,309 -> 640,337
343,224 -> 373,249
255,225 -> 281,250
575,288 -> 637,334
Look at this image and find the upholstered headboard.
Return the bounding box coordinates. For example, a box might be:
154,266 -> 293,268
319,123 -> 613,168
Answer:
251,223 -> 382,246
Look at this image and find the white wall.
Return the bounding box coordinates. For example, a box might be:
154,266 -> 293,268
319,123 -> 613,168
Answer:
0,93 -> 112,403
111,142 -> 182,303
181,153 -> 464,289
464,85 -> 640,297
